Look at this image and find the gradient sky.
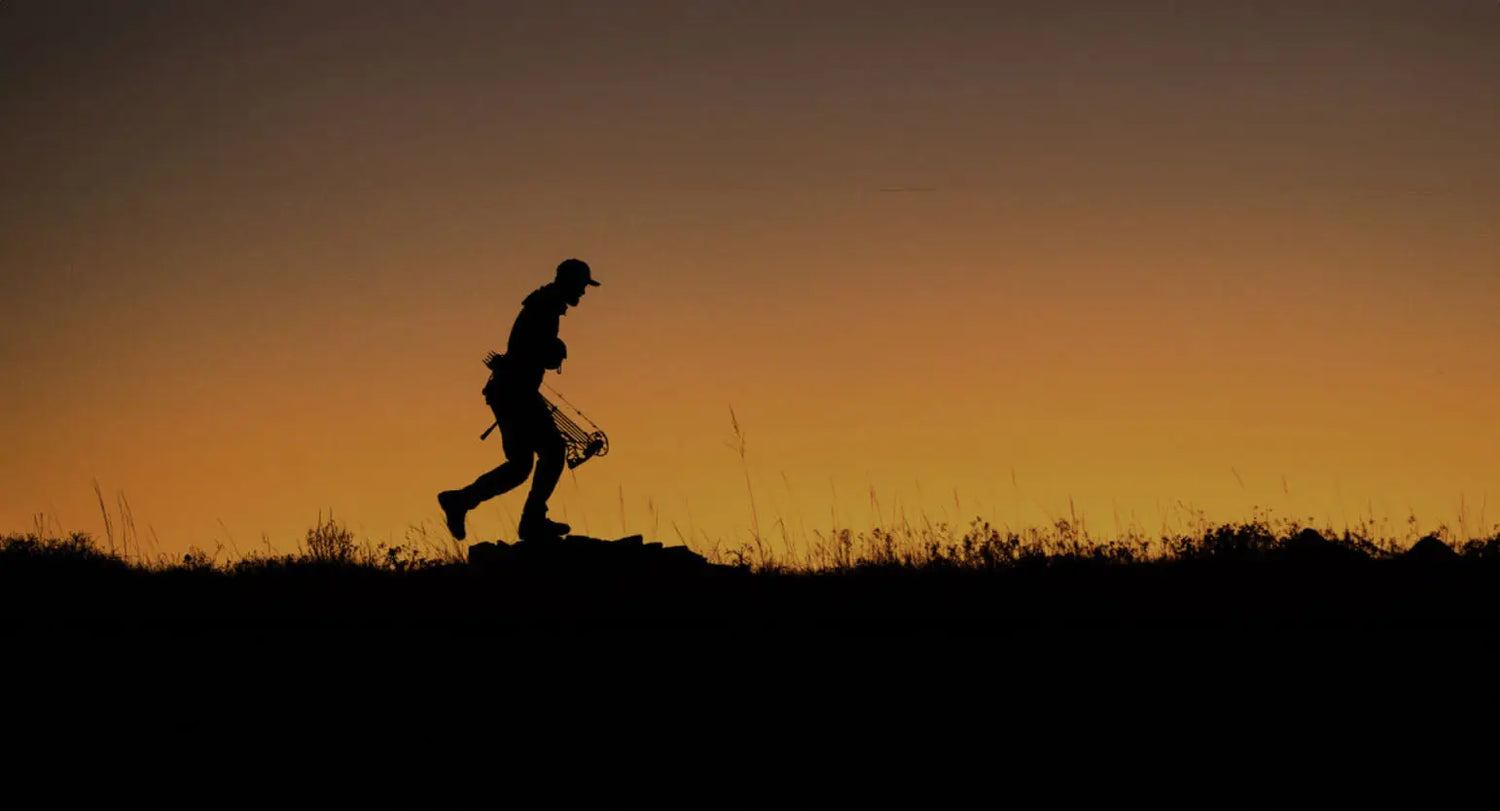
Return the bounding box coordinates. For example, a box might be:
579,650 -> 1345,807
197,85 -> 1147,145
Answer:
3,1 -> 1497,559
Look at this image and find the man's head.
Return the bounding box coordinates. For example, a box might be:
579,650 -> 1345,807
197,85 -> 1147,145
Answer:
554,258 -> 599,306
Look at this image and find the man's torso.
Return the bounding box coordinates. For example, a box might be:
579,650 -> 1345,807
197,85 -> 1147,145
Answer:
485,285 -> 563,402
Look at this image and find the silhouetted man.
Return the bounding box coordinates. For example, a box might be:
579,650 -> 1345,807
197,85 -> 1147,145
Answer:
439,258 -> 600,542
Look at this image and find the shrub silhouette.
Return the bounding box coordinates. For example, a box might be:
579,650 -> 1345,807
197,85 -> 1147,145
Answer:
1166,521 -> 1278,561
304,512 -> 357,564
0,531 -> 126,573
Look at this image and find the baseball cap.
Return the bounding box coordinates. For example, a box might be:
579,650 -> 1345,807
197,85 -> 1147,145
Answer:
556,258 -> 600,287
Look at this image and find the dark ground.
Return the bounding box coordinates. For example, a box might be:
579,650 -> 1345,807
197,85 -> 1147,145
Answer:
4,531 -> 1492,756
4,531 -> 1489,802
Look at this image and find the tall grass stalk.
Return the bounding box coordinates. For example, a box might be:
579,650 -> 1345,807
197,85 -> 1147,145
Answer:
93,479 -> 114,556
727,405 -> 764,566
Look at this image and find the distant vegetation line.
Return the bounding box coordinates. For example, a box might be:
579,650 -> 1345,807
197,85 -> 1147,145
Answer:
5,510 -> 1497,575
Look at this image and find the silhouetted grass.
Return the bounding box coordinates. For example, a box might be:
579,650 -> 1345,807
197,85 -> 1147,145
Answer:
709,511 -> 1500,572
6,511 -> 1499,576
2,511 -> 1496,630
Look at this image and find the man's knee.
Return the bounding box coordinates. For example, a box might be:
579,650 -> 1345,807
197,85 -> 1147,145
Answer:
501,450 -> 535,476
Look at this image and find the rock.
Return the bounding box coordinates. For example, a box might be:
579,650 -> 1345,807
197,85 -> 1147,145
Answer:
1403,535 -> 1458,562
466,541 -> 512,567
662,546 -> 703,564
1276,529 -> 1369,564
466,534 -> 714,574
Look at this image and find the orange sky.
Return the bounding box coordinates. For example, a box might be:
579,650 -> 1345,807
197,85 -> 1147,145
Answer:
3,1 -> 1497,559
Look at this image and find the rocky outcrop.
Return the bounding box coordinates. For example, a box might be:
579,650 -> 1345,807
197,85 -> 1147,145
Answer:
466,534 -> 719,575
1274,529 -> 1370,564
1403,535 -> 1459,562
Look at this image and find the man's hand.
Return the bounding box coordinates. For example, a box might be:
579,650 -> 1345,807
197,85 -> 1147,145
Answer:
544,338 -> 567,371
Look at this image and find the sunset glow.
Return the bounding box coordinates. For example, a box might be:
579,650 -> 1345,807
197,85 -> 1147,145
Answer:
3,2 -> 1496,560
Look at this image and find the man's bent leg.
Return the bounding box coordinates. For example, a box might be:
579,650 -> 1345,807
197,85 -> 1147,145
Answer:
440,406 -> 537,540
464,457 -> 534,503
461,412 -> 537,505
441,457 -> 533,541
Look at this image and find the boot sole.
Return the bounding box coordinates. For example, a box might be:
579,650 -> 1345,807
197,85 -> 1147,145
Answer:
517,527 -> 568,543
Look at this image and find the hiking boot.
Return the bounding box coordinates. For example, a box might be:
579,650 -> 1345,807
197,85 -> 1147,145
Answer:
517,514 -> 570,542
438,490 -> 470,541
